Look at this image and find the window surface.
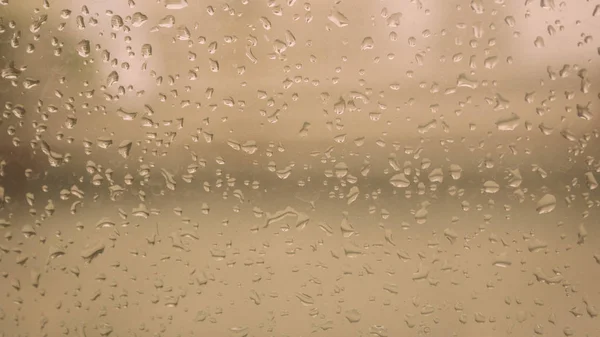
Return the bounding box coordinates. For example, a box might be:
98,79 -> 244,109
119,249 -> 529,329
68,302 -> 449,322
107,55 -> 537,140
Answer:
0,0 -> 599,336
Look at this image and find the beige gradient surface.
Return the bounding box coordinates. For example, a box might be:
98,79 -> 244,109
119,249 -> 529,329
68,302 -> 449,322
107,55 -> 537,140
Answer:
0,0 -> 600,336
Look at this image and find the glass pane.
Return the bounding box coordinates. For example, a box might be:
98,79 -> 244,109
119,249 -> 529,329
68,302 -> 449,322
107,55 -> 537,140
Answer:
0,0 -> 599,336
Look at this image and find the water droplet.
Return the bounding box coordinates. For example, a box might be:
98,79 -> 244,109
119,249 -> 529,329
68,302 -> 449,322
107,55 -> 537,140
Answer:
296,292 -> 314,305
131,12 -> 148,27
536,194 -> 557,214
496,113 -> 520,131
118,140 -> 132,158
328,10 -> 349,27
483,180 -> 500,193
386,12 -> 402,27
449,164 -> 462,180
534,36 -> 545,48
76,39 -> 90,57
141,44 -> 152,58
110,15 -> 124,30
585,172 -> 598,190
165,0 -> 188,10
345,309 -> 361,323
360,37 -> 375,50
158,15 -> 176,28
428,168 -> 443,183
107,71 -> 119,86
390,173 -> 410,188
259,16 -> 272,30
471,0 -> 485,13
209,59 -> 219,72
415,207 -> 428,224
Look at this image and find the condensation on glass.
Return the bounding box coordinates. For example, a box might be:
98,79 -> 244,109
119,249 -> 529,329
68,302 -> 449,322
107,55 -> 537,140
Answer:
0,0 -> 599,336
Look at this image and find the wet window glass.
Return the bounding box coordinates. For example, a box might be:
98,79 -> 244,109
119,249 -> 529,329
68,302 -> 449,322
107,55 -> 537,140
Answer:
0,0 -> 599,336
